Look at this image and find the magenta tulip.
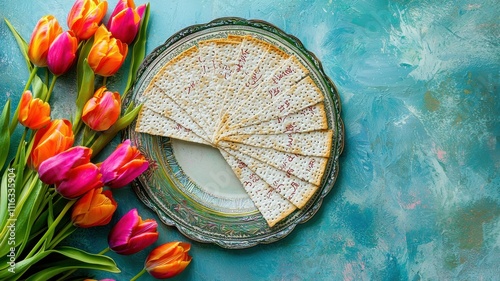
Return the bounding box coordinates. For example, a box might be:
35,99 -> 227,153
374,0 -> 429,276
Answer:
107,0 -> 146,44
108,208 -> 158,255
99,139 -> 148,188
38,146 -> 103,199
47,30 -> 78,76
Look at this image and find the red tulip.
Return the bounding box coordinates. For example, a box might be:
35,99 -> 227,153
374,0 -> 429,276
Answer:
87,25 -> 128,77
99,139 -> 148,188
28,119 -> 74,170
82,86 -> 121,131
38,146 -> 102,199
145,242 -> 192,279
18,90 -> 51,130
107,0 -> 146,44
72,187 -> 117,228
108,208 -> 158,255
47,31 -> 78,76
27,15 -> 63,67
67,0 -> 108,40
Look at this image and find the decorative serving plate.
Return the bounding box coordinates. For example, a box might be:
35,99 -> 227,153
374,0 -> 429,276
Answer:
123,17 -> 344,249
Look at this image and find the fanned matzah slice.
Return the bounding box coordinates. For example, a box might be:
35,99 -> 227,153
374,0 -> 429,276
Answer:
143,85 -> 210,142
219,149 -> 297,227
227,76 -> 323,131
222,130 -> 333,157
194,39 -> 244,138
217,39 -> 290,135
223,103 -> 328,136
223,147 -> 319,209
219,141 -> 328,186
135,108 -> 210,145
222,56 -> 309,130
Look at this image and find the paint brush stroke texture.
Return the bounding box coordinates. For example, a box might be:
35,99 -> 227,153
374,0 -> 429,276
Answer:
0,0 -> 498,280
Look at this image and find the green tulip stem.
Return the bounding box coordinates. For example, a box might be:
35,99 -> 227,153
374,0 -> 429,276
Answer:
130,268 -> 147,281
45,75 -> 58,103
9,67 -> 38,134
25,199 -> 76,259
98,247 -> 111,255
102,76 -> 108,86
13,127 -> 28,167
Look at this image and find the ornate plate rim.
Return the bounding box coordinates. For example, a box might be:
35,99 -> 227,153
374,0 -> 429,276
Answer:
123,17 -> 344,249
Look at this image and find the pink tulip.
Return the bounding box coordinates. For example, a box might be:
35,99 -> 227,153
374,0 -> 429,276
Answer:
108,208 -> 158,255
38,146 -> 103,199
99,139 -> 148,188
47,31 -> 78,76
107,0 -> 146,44
67,0 -> 108,40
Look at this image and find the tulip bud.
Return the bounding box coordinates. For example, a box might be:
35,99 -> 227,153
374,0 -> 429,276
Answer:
67,0 -> 108,40
72,187 -> 117,228
87,25 -> 128,77
145,242 -> 192,279
38,146 -> 103,199
107,0 -> 146,44
47,31 -> 78,76
108,208 -> 158,255
18,90 -> 51,130
28,119 -> 74,170
99,139 -> 148,188
82,86 -> 121,131
28,15 -> 63,67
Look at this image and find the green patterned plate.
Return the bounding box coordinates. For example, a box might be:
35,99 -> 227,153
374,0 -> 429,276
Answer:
123,17 -> 344,249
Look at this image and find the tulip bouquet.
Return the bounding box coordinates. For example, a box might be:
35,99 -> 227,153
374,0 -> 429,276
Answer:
0,0 -> 191,280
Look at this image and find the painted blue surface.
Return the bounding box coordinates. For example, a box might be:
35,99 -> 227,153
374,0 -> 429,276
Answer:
1,0 -> 499,280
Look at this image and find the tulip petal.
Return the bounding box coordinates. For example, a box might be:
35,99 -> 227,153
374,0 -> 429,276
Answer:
38,146 -> 91,184
56,163 -> 102,199
108,208 -> 139,249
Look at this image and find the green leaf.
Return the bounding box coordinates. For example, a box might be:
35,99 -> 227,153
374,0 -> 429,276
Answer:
31,71 -> 49,100
24,246 -> 120,281
13,177 -> 44,257
90,104 -> 143,158
0,250 -> 51,280
4,18 -> 32,72
0,165 -> 13,238
74,59 -> 95,132
124,3 -> 150,96
0,100 -> 11,169
76,39 -> 94,96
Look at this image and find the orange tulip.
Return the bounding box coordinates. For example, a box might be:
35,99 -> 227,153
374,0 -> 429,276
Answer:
27,15 -> 63,67
18,90 -> 51,130
145,242 -> 192,279
67,0 -> 108,40
72,187 -> 117,228
28,119 -> 74,170
82,86 -> 121,131
87,25 -> 128,77
47,31 -> 79,76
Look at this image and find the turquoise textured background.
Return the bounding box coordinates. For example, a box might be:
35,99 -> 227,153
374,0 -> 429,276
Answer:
1,0 -> 499,280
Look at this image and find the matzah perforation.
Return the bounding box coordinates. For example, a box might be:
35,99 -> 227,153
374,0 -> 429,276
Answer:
223,130 -> 333,157
219,141 -> 328,186
223,147 -> 319,209
223,103 -> 328,136
135,107 -> 209,145
219,149 -> 296,227
220,56 -> 309,132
